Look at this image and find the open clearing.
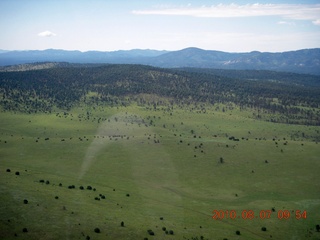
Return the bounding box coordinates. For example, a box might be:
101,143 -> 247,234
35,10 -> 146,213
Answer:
1,104 -> 320,239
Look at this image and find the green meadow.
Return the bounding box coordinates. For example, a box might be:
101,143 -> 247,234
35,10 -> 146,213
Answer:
0,104 -> 320,240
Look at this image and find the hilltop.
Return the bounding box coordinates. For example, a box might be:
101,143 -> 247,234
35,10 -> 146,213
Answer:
1,47 -> 319,75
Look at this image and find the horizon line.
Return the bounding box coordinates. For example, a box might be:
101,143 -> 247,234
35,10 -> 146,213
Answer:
1,47 -> 319,54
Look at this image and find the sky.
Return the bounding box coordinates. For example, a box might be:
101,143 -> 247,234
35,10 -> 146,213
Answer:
1,0 -> 320,52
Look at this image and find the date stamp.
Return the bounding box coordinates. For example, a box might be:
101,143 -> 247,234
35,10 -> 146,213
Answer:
212,210 -> 307,220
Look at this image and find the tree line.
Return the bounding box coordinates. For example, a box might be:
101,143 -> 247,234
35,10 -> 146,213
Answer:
0,64 -> 319,125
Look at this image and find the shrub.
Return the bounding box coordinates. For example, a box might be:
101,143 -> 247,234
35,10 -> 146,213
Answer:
79,186 -> 84,190
6,169 -> 11,172
94,228 -> 100,233
15,171 -> 20,176
22,228 -> 28,233
169,230 -> 174,235
59,183 -> 62,187
316,224 -> 320,232
94,197 -> 100,201
23,199 -> 28,204
236,230 -> 240,235
86,236 -> 90,240
87,186 -> 92,190
121,221 -> 124,227
261,227 -> 267,231
147,230 -> 154,236
39,179 -> 44,183
159,217 -> 163,220
162,227 -> 166,231
126,193 -> 130,197
45,180 -> 50,185
55,196 -> 59,199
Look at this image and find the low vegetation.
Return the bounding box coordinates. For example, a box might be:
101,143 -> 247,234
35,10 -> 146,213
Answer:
0,63 -> 319,239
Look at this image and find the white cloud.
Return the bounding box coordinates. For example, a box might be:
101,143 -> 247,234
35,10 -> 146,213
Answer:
277,21 -> 295,25
132,3 -> 320,23
38,30 -> 56,37
313,19 -> 320,26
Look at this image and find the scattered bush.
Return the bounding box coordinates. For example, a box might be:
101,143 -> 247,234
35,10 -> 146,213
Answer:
147,229 -> 154,236
121,221 -> 124,227
15,171 -> 20,176
45,180 -> 50,185
236,230 -> 240,235
162,227 -> 166,231
39,179 -> 44,183
94,197 -> 100,201
6,169 -> 11,172
79,186 -> 84,190
59,183 -> 62,187
23,199 -> 28,204
126,193 -> 130,197
316,224 -> 320,232
94,228 -> 100,233
86,236 -> 90,240
159,217 -> 163,220
169,230 -> 174,235
87,186 -> 92,190
261,227 -> 267,231
55,196 -> 59,199
22,228 -> 28,233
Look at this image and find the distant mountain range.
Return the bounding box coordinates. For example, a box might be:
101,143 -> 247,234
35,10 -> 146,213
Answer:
0,47 -> 319,75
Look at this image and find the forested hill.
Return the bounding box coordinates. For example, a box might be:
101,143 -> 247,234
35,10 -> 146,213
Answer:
1,48 -> 319,75
0,64 -> 319,125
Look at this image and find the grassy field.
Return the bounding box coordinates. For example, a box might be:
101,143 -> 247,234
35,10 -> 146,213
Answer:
0,104 -> 320,240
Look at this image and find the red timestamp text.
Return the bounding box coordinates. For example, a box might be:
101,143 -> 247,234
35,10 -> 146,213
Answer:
212,210 -> 307,220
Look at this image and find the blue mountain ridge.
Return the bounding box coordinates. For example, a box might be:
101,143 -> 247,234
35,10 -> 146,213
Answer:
0,47 -> 319,75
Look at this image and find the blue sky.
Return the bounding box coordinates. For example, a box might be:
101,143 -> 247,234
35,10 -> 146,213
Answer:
1,0 -> 320,52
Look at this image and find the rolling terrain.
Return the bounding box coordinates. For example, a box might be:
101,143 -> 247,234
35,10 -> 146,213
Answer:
1,47 -> 320,75
0,63 -> 320,239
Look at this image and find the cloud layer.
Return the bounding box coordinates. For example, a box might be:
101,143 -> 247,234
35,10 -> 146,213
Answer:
133,3 -> 320,25
38,30 -> 56,37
